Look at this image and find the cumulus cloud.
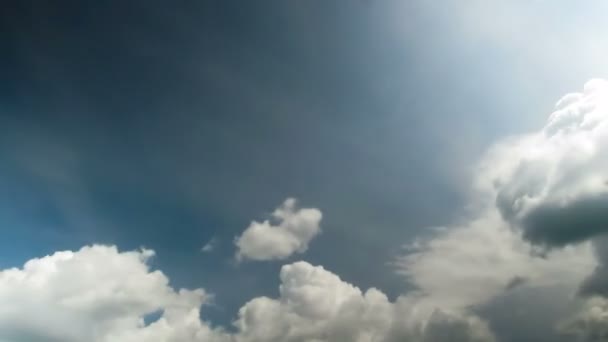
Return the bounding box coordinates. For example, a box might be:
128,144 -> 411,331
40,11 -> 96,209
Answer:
394,209 -> 596,342
476,79 -> 608,247
234,198 -> 322,261
234,261 -> 495,342
0,245 -> 229,342
394,80 -> 608,339
0,245 -> 496,342
466,80 -> 608,337
234,261 -> 395,342
9,81 -> 608,341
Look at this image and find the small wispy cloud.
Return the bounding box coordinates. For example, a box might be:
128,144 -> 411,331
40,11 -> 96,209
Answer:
201,237 -> 218,253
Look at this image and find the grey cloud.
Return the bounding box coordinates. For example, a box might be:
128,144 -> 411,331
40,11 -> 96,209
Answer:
423,310 -> 495,342
479,285 -> 578,342
480,79 -> 608,248
558,297 -> 608,342
579,237 -> 608,298
520,194 -> 608,247
396,80 -> 608,340
504,276 -> 527,291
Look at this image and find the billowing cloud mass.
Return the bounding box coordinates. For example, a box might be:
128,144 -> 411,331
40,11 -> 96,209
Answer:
234,198 -> 322,261
475,80 -> 608,334
0,245 -> 495,342
395,79 -> 608,340
396,211 -> 595,310
479,79 -> 608,247
0,245 -> 229,342
8,81 -> 608,341
234,261 -> 495,342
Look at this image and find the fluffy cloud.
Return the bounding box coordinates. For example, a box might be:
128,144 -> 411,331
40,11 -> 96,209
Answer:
477,79 -> 608,246
394,80 -> 608,340
234,261 -> 495,342
0,245 -> 495,342
8,81 -> 608,341
234,261 -> 395,342
0,245 -> 229,342
396,211 -> 595,310
395,210 -> 597,341
223,257 -> 490,341
234,198 -> 322,261
471,79 -> 608,337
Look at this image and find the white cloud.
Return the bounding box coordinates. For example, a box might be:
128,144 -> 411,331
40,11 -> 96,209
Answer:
0,245 -> 230,342
234,198 -> 322,261
233,261 -> 396,342
394,208 -> 597,341
234,261 -> 496,342
0,245 -> 496,342
473,79 -> 608,246
396,211 -> 595,310
390,79 -> 608,340
201,237 -> 218,253
8,81 -> 608,341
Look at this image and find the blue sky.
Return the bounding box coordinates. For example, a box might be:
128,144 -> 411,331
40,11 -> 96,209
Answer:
3,1 -> 608,341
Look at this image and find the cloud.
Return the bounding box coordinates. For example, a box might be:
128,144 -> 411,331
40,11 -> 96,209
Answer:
234,261 -> 495,342
234,261 -> 394,341
0,245 -> 497,342
578,236 -> 608,298
479,285 -> 579,342
423,310 -> 495,342
471,80 -> 608,334
558,296 -> 608,341
396,200 -> 608,342
396,211 -> 595,309
473,79 -> 608,247
8,81 -> 608,341
393,80 -> 608,339
0,245 -> 229,342
201,237 -> 218,253
234,198 -> 322,261
394,210 -> 596,341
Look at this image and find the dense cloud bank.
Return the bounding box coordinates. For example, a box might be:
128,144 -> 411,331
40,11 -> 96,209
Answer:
6,81 -> 608,341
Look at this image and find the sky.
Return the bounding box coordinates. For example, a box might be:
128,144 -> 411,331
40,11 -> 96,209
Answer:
3,1 -> 608,341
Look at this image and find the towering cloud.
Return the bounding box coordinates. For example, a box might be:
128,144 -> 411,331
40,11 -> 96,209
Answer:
234,198 -> 322,261
477,79 -> 608,247
396,79 -> 608,340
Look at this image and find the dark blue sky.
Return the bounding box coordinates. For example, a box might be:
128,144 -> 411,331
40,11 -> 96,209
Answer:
1,0 -> 606,326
